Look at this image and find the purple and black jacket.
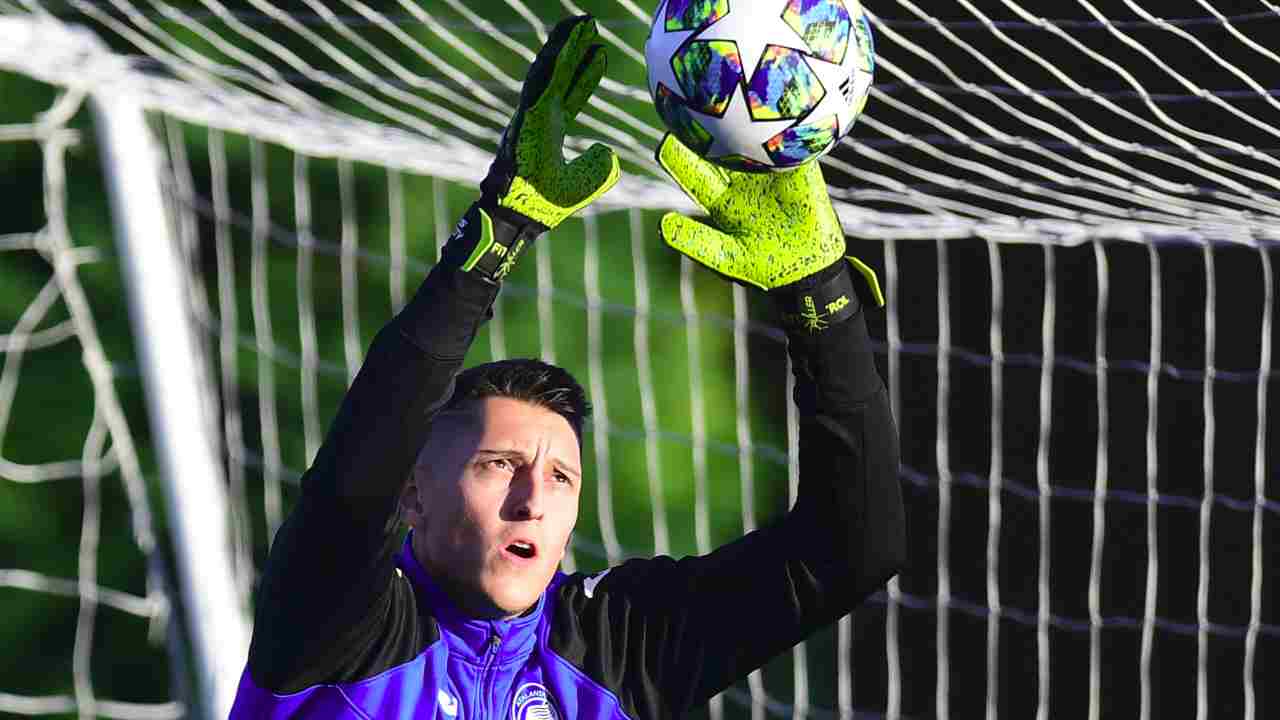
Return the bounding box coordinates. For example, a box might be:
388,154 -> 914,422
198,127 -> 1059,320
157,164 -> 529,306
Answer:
228,235 -> 905,719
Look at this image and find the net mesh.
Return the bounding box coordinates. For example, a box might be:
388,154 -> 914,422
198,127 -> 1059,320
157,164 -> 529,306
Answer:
0,89 -> 183,718
0,1 -> 1277,718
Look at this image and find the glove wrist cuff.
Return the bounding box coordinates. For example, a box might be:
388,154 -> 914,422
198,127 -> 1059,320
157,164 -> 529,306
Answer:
771,260 -> 860,334
476,196 -> 550,240
442,202 -> 548,284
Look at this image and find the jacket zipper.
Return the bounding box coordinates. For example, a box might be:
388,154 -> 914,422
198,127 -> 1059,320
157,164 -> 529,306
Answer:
479,632 -> 502,718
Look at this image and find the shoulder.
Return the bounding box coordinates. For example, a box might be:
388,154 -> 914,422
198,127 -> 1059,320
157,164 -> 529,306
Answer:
543,561 -> 682,719
249,565 -> 436,693
553,556 -> 686,606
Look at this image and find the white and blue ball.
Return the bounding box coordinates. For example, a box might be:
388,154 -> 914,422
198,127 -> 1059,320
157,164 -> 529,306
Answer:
645,0 -> 875,172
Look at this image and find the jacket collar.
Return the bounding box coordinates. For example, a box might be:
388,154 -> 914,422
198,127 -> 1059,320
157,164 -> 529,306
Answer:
396,531 -> 546,664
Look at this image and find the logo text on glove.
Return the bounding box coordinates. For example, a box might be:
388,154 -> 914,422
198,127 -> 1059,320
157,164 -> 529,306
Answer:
798,295 -> 829,333
780,293 -> 850,333
494,238 -> 526,280
449,216 -> 469,244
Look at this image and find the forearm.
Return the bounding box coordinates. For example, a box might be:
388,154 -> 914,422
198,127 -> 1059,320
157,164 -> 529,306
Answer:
780,261 -> 906,597
581,265 -> 906,711
303,201 -> 546,506
304,253 -> 500,507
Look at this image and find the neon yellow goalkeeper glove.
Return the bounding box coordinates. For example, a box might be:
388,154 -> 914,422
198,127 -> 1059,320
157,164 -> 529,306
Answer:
655,133 -> 883,331
445,15 -> 620,282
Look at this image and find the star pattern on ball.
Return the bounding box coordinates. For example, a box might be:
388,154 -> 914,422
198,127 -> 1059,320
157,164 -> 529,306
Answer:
689,87 -> 796,166
647,24 -> 699,101
804,53 -> 872,137
697,0 -> 810,79
647,0 -> 876,170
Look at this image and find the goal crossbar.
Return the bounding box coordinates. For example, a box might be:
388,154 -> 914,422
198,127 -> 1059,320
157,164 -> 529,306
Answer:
4,14 -> 1271,247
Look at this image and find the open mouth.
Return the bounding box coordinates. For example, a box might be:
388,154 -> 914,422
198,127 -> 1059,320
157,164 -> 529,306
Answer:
506,541 -> 536,560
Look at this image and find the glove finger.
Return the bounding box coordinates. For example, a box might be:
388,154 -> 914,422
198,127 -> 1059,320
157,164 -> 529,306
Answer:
659,212 -> 765,290
538,16 -> 598,110
563,44 -> 608,121
560,142 -> 621,209
655,133 -> 728,214
522,16 -> 595,109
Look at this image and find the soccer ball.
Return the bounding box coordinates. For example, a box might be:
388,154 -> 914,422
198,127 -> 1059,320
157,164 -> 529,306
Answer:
645,0 -> 875,172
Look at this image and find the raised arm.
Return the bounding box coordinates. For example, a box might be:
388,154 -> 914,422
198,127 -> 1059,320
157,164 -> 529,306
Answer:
553,135 -> 904,718
240,16 -> 619,694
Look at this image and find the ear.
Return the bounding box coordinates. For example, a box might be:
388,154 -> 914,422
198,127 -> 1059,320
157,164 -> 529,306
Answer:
399,468 -> 427,527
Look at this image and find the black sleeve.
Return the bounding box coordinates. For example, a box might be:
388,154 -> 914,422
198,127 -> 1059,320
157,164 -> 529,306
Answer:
550,264 -> 906,718
245,251 -> 500,692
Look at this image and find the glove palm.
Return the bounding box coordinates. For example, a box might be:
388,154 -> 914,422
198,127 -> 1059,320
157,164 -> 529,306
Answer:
656,134 -> 882,304
450,16 -> 619,283
482,16 -> 620,230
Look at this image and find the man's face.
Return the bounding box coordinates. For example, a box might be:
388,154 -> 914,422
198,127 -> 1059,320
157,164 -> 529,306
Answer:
402,396 -> 582,618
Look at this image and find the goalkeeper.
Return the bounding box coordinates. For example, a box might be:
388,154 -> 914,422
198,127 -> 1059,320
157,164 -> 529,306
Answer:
230,15 -> 904,719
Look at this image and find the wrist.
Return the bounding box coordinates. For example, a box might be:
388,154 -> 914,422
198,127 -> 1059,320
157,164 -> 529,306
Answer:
440,202 -> 547,284
770,260 -> 860,334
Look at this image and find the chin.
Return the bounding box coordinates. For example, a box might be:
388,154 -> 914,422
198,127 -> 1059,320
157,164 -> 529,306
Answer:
488,588 -> 541,617
506,585 -> 540,605
485,574 -> 551,617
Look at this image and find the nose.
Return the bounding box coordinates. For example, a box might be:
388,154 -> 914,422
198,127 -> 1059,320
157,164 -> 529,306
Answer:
503,463 -> 546,522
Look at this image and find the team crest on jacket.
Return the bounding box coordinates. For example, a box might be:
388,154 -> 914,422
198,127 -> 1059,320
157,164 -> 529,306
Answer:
511,682 -> 560,720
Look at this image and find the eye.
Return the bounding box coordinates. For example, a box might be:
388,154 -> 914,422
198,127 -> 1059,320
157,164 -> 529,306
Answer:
553,470 -> 573,485
485,457 -> 515,472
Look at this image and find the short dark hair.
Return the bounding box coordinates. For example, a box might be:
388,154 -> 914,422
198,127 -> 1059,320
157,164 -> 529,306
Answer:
446,359 -> 591,441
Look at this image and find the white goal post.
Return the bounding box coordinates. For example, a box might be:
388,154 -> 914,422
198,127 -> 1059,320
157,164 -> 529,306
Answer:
0,3 -> 1277,720
92,87 -> 250,720
0,15 -> 249,719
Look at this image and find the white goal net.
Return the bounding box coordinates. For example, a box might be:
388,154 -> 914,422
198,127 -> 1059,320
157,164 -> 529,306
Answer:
0,1 -> 1276,719
0,84 -> 184,718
